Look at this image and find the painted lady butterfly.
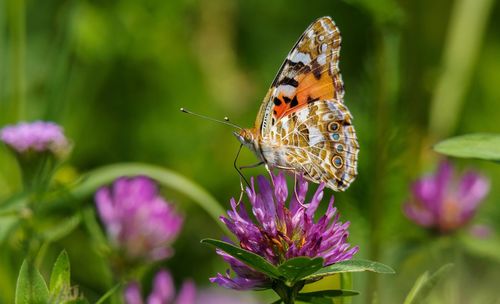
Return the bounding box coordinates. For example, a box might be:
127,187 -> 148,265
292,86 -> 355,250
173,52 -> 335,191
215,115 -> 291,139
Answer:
235,16 -> 359,191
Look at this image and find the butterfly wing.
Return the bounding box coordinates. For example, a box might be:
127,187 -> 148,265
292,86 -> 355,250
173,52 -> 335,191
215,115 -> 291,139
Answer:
255,16 -> 358,191
255,16 -> 344,135
262,99 -> 358,191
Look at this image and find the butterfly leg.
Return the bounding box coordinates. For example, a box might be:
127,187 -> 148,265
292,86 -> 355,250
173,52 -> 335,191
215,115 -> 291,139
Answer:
293,173 -> 306,208
239,161 -> 265,170
233,144 -> 251,188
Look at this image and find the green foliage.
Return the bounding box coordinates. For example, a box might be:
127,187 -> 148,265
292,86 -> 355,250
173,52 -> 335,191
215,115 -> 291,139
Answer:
15,251 -> 91,304
296,290 -> 360,303
202,238 -> 394,303
304,259 -> 395,281
201,238 -> 281,279
403,264 -> 453,304
278,257 -> 324,284
15,260 -> 49,304
49,250 -> 71,298
434,133 -> 500,162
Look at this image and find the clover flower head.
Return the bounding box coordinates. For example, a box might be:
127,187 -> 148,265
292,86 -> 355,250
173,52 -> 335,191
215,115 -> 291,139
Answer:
211,172 -> 358,290
404,161 -> 490,233
0,121 -> 70,157
125,270 -> 195,304
95,176 -> 183,262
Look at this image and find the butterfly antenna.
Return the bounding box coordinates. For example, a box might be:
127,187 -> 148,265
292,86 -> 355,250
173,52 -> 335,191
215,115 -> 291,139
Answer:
180,108 -> 242,130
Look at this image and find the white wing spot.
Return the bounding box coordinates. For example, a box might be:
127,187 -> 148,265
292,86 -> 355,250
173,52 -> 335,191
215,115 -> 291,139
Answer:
277,84 -> 297,97
321,43 -> 328,53
293,52 -> 312,64
297,108 -> 310,122
317,53 -> 327,65
308,126 -> 324,146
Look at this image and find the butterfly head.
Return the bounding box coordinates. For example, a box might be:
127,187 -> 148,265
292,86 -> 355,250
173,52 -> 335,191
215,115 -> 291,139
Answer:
234,128 -> 259,153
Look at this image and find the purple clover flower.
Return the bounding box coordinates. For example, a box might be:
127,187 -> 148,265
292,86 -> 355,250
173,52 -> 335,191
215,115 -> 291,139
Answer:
211,172 -> 358,290
0,121 -> 70,157
125,270 -> 195,304
95,176 -> 183,262
404,161 -> 490,233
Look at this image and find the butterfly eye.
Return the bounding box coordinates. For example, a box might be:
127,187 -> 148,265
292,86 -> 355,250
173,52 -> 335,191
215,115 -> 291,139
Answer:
327,122 -> 340,132
332,156 -> 343,168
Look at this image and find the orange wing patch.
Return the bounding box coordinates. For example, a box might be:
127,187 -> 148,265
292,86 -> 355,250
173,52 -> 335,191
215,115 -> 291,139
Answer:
268,17 -> 343,121
273,70 -> 340,119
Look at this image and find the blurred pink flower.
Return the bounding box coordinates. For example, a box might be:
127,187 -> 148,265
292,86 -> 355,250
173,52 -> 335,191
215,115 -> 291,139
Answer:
125,270 -> 195,304
404,161 -> 490,233
0,121 -> 70,157
95,176 -> 183,262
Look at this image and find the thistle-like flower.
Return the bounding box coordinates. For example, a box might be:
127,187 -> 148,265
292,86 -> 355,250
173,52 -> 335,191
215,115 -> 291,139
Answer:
95,176 -> 183,263
125,270 -> 195,304
1,121 -> 71,189
0,121 -> 70,157
210,172 -> 358,290
404,161 -> 490,233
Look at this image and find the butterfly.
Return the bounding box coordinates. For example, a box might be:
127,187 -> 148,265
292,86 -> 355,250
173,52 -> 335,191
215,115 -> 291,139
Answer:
234,16 -> 359,191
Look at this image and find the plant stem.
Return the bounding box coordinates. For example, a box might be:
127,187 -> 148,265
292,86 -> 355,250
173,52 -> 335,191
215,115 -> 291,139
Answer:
272,280 -> 304,304
428,0 -> 494,139
7,0 -> 26,121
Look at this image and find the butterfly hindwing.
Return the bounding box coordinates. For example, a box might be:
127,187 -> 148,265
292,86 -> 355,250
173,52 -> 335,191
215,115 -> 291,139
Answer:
263,100 -> 358,191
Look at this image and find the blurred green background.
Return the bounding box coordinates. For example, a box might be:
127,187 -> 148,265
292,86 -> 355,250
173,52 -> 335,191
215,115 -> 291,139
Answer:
1,0 -> 499,303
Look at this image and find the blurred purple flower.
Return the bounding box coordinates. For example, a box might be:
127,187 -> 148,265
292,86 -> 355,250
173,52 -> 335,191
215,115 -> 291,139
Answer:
95,176 -> 183,262
211,172 -> 358,290
0,121 -> 70,157
469,224 -> 493,239
404,161 -> 490,233
125,270 -> 195,304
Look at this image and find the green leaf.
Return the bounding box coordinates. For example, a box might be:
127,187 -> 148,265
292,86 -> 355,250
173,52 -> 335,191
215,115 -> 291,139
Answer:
95,283 -> 122,304
461,233 -> 500,263
296,290 -> 359,303
82,207 -> 110,251
0,192 -> 28,216
278,257 -> 324,283
15,260 -> 50,304
201,239 -> 281,279
403,264 -> 453,304
41,214 -> 81,242
433,133 -> 500,161
304,259 -> 395,280
49,250 -> 71,296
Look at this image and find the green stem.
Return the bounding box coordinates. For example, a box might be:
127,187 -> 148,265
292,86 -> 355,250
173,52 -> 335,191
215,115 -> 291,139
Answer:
7,0 -> 26,120
428,0 -> 494,139
272,280 -> 304,304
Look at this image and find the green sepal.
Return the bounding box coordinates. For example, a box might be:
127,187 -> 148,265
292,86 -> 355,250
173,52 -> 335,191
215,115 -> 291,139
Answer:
201,238 -> 282,279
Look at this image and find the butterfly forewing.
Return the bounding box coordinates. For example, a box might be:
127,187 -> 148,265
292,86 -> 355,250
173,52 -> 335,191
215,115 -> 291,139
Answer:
255,16 -> 345,135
